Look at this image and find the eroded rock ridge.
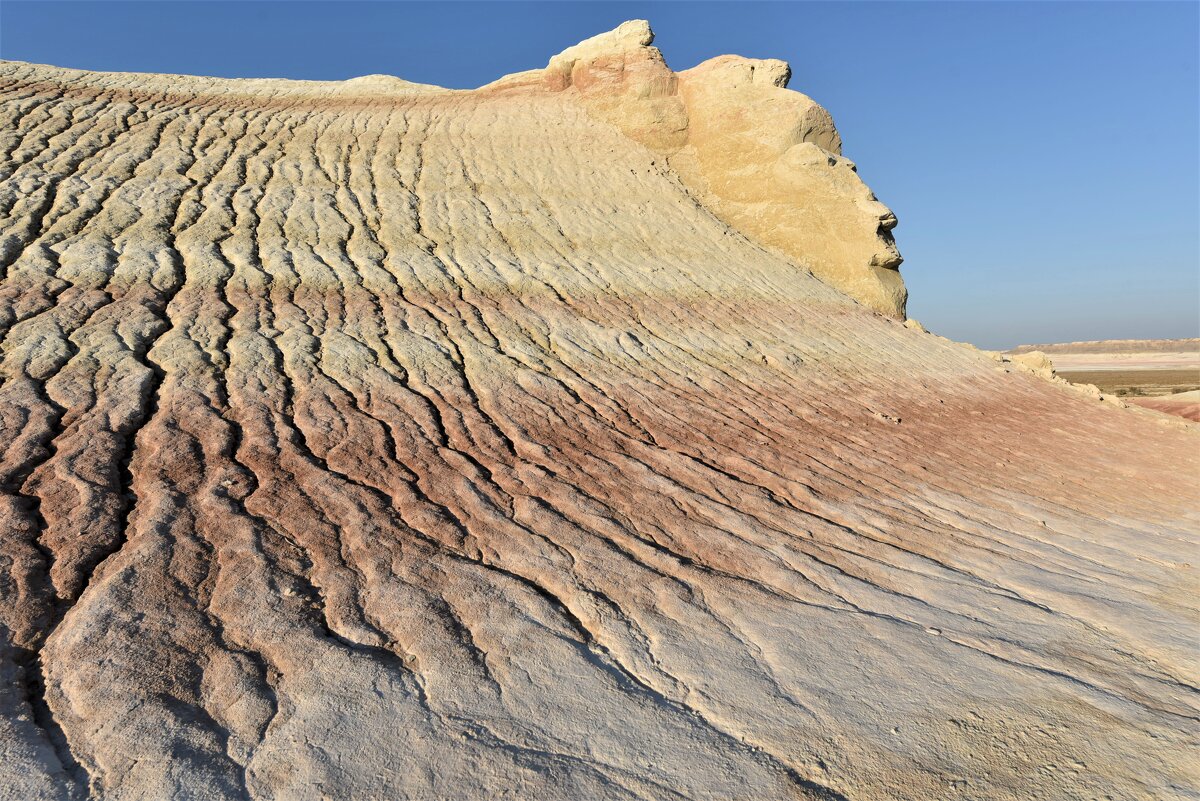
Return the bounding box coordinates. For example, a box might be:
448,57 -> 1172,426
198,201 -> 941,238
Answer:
0,21 -> 1197,801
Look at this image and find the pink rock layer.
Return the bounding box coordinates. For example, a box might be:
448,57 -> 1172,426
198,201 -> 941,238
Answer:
1130,393 -> 1200,422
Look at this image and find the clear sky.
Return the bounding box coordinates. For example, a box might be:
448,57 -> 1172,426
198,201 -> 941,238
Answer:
2,1 -> 1197,349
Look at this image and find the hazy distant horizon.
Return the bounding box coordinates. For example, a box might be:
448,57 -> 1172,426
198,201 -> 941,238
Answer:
3,0 -> 1196,350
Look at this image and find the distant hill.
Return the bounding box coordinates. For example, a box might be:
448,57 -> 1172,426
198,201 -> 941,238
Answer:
1010,338 -> 1199,354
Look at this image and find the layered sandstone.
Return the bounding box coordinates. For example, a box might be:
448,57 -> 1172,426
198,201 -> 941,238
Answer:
1129,390 -> 1200,422
0,22 -> 1197,801
521,20 -> 906,317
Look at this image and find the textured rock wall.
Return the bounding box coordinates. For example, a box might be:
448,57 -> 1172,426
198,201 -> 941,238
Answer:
535,20 -> 907,317
0,23 -> 1197,801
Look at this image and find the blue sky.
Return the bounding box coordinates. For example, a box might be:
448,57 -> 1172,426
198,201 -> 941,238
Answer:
2,1 -> 1196,348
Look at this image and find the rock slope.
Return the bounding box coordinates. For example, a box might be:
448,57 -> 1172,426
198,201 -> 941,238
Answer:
1130,391 -> 1200,422
1,21 -> 1197,801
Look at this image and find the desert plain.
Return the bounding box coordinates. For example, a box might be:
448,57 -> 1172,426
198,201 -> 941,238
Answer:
1010,339 -> 1200,421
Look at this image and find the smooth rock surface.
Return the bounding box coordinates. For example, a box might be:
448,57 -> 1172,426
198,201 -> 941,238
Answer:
0,22 -> 1197,801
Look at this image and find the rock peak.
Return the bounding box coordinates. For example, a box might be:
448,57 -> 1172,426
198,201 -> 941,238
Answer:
687,54 -> 792,89
544,19 -> 664,93
552,19 -> 655,60
538,21 -> 905,317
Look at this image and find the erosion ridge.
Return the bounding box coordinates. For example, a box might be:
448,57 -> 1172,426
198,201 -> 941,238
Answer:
1,20 -> 1197,801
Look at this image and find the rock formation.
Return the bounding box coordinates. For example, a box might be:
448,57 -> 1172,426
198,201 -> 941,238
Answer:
1,21 -> 1197,801
516,20 -> 906,317
1007,339 -> 1200,420
1130,390 -> 1200,422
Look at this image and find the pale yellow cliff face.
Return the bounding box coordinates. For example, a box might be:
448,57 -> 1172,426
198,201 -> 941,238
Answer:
539,21 -> 908,318
674,57 -> 907,318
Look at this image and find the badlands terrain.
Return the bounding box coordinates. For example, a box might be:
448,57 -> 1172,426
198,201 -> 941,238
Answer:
1,21 -> 1198,801
1010,339 -> 1200,421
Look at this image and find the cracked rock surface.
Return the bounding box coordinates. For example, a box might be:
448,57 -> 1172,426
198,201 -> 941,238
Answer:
1,21 -> 1197,801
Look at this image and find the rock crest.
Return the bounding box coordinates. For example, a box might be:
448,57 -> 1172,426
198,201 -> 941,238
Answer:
540,21 -> 906,317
